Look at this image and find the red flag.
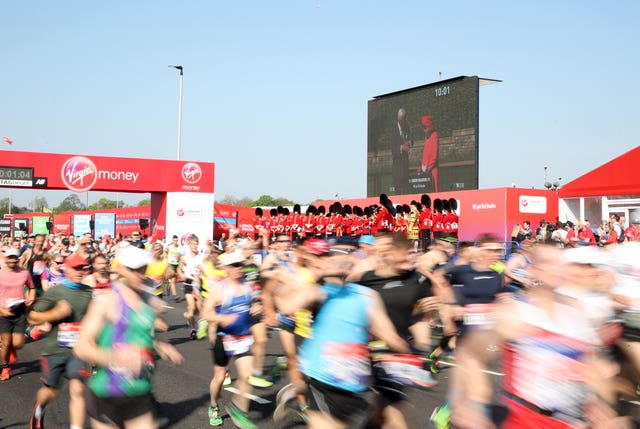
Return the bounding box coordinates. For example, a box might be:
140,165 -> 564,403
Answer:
3,137 -> 12,145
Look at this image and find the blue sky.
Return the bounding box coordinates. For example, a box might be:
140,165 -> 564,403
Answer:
2,1 -> 639,208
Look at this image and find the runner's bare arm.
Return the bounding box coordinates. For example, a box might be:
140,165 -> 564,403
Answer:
272,270 -> 324,315
28,299 -> 72,325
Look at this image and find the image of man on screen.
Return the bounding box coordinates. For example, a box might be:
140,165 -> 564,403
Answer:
420,115 -> 439,192
391,108 -> 412,194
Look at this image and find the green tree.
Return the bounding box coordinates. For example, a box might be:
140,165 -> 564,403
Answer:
28,196 -> 49,212
88,198 -> 125,210
0,198 -> 24,217
252,195 -> 295,207
137,198 -> 151,206
218,195 -> 253,206
273,197 -> 295,206
56,194 -> 86,212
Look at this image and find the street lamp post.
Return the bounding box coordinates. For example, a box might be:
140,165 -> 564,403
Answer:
168,65 -> 184,160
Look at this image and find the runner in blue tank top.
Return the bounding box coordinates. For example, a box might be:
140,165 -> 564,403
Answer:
272,237 -> 410,429
201,250 -> 258,428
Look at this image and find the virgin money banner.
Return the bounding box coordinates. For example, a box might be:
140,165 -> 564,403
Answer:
0,151 -> 214,194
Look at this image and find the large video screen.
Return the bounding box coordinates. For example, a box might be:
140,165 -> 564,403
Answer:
367,76 -> 479,196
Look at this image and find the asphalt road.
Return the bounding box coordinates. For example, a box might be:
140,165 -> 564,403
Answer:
0,296 -> 449,429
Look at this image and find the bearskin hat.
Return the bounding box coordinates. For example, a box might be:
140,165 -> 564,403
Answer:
449,198 -> 458,212
421,194 -> 432,209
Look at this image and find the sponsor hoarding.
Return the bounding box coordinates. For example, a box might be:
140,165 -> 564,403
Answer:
94,213 -> 116,238
73,214 -> 92,236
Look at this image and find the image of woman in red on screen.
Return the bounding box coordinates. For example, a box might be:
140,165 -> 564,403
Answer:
420,115 -> 439,192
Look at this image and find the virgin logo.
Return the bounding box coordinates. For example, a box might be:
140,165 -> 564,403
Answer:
61,156 -> 97,192
177,209 -> 185,217
521,199 -> 529,207
182,163 -> 202,184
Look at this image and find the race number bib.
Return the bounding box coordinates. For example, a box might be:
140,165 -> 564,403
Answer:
33,260 -> 47,276
58,322 -> 82,348
322,343 -> 370,387
372,353 -> 436,389
222,334 -> 254,356
463,304 -> 497,328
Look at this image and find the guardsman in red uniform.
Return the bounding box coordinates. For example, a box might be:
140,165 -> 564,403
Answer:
419,194 -> 433,251
395,204 -> 409,235
291,204 -> 303,242
432,198 -> 443,240
442,199 -> 452,236
316,205 -> 327,238
342,205 -> 353,237
333,202 -> 344,237
282,207 -> 291,239
304,205 -> 317,238
252,207 -> 267,240
325,204 -> 336,238
374,194 -> 395,233
448,198 -> 459,238
268,208 -> 278,242
351,206 -> 363,237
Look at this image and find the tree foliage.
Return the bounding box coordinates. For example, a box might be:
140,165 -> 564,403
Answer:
56,194 -> 86,212
251,195 -> 295,207
88,198 -> 126,210
0,197 -> 27,217
218,195 -> 253,207
137,198 -> 151,207
28,196 -> 49,212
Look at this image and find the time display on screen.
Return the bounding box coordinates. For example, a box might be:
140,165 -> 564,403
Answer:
0,166 -> 34,180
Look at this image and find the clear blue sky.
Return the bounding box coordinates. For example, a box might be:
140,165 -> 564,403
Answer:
2,1 -> 639,208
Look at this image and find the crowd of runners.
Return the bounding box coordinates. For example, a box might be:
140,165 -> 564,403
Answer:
2,193 -> 640,428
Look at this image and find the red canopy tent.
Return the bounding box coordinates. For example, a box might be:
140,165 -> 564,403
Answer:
559,146 -> 640,198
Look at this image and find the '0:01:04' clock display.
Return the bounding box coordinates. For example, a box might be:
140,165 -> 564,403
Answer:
0,167 -> 34,180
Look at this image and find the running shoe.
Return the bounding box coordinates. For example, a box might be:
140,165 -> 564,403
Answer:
248,375 -> 273,388
223,371 -> 232,386
190,329 -> 197,340
9,349 -> 17,364
276,383 -> 296,406
208,405 -> 223,426
430,403 -> 451,429
29,404 -> 44,429
428,350 -> 440,374
269,356 -> 288,380
0,366 -> 10,381
28,326 -> 43,341
225,402 -> 257,429
197,319 -> 208,340
273,398 -> 295,424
